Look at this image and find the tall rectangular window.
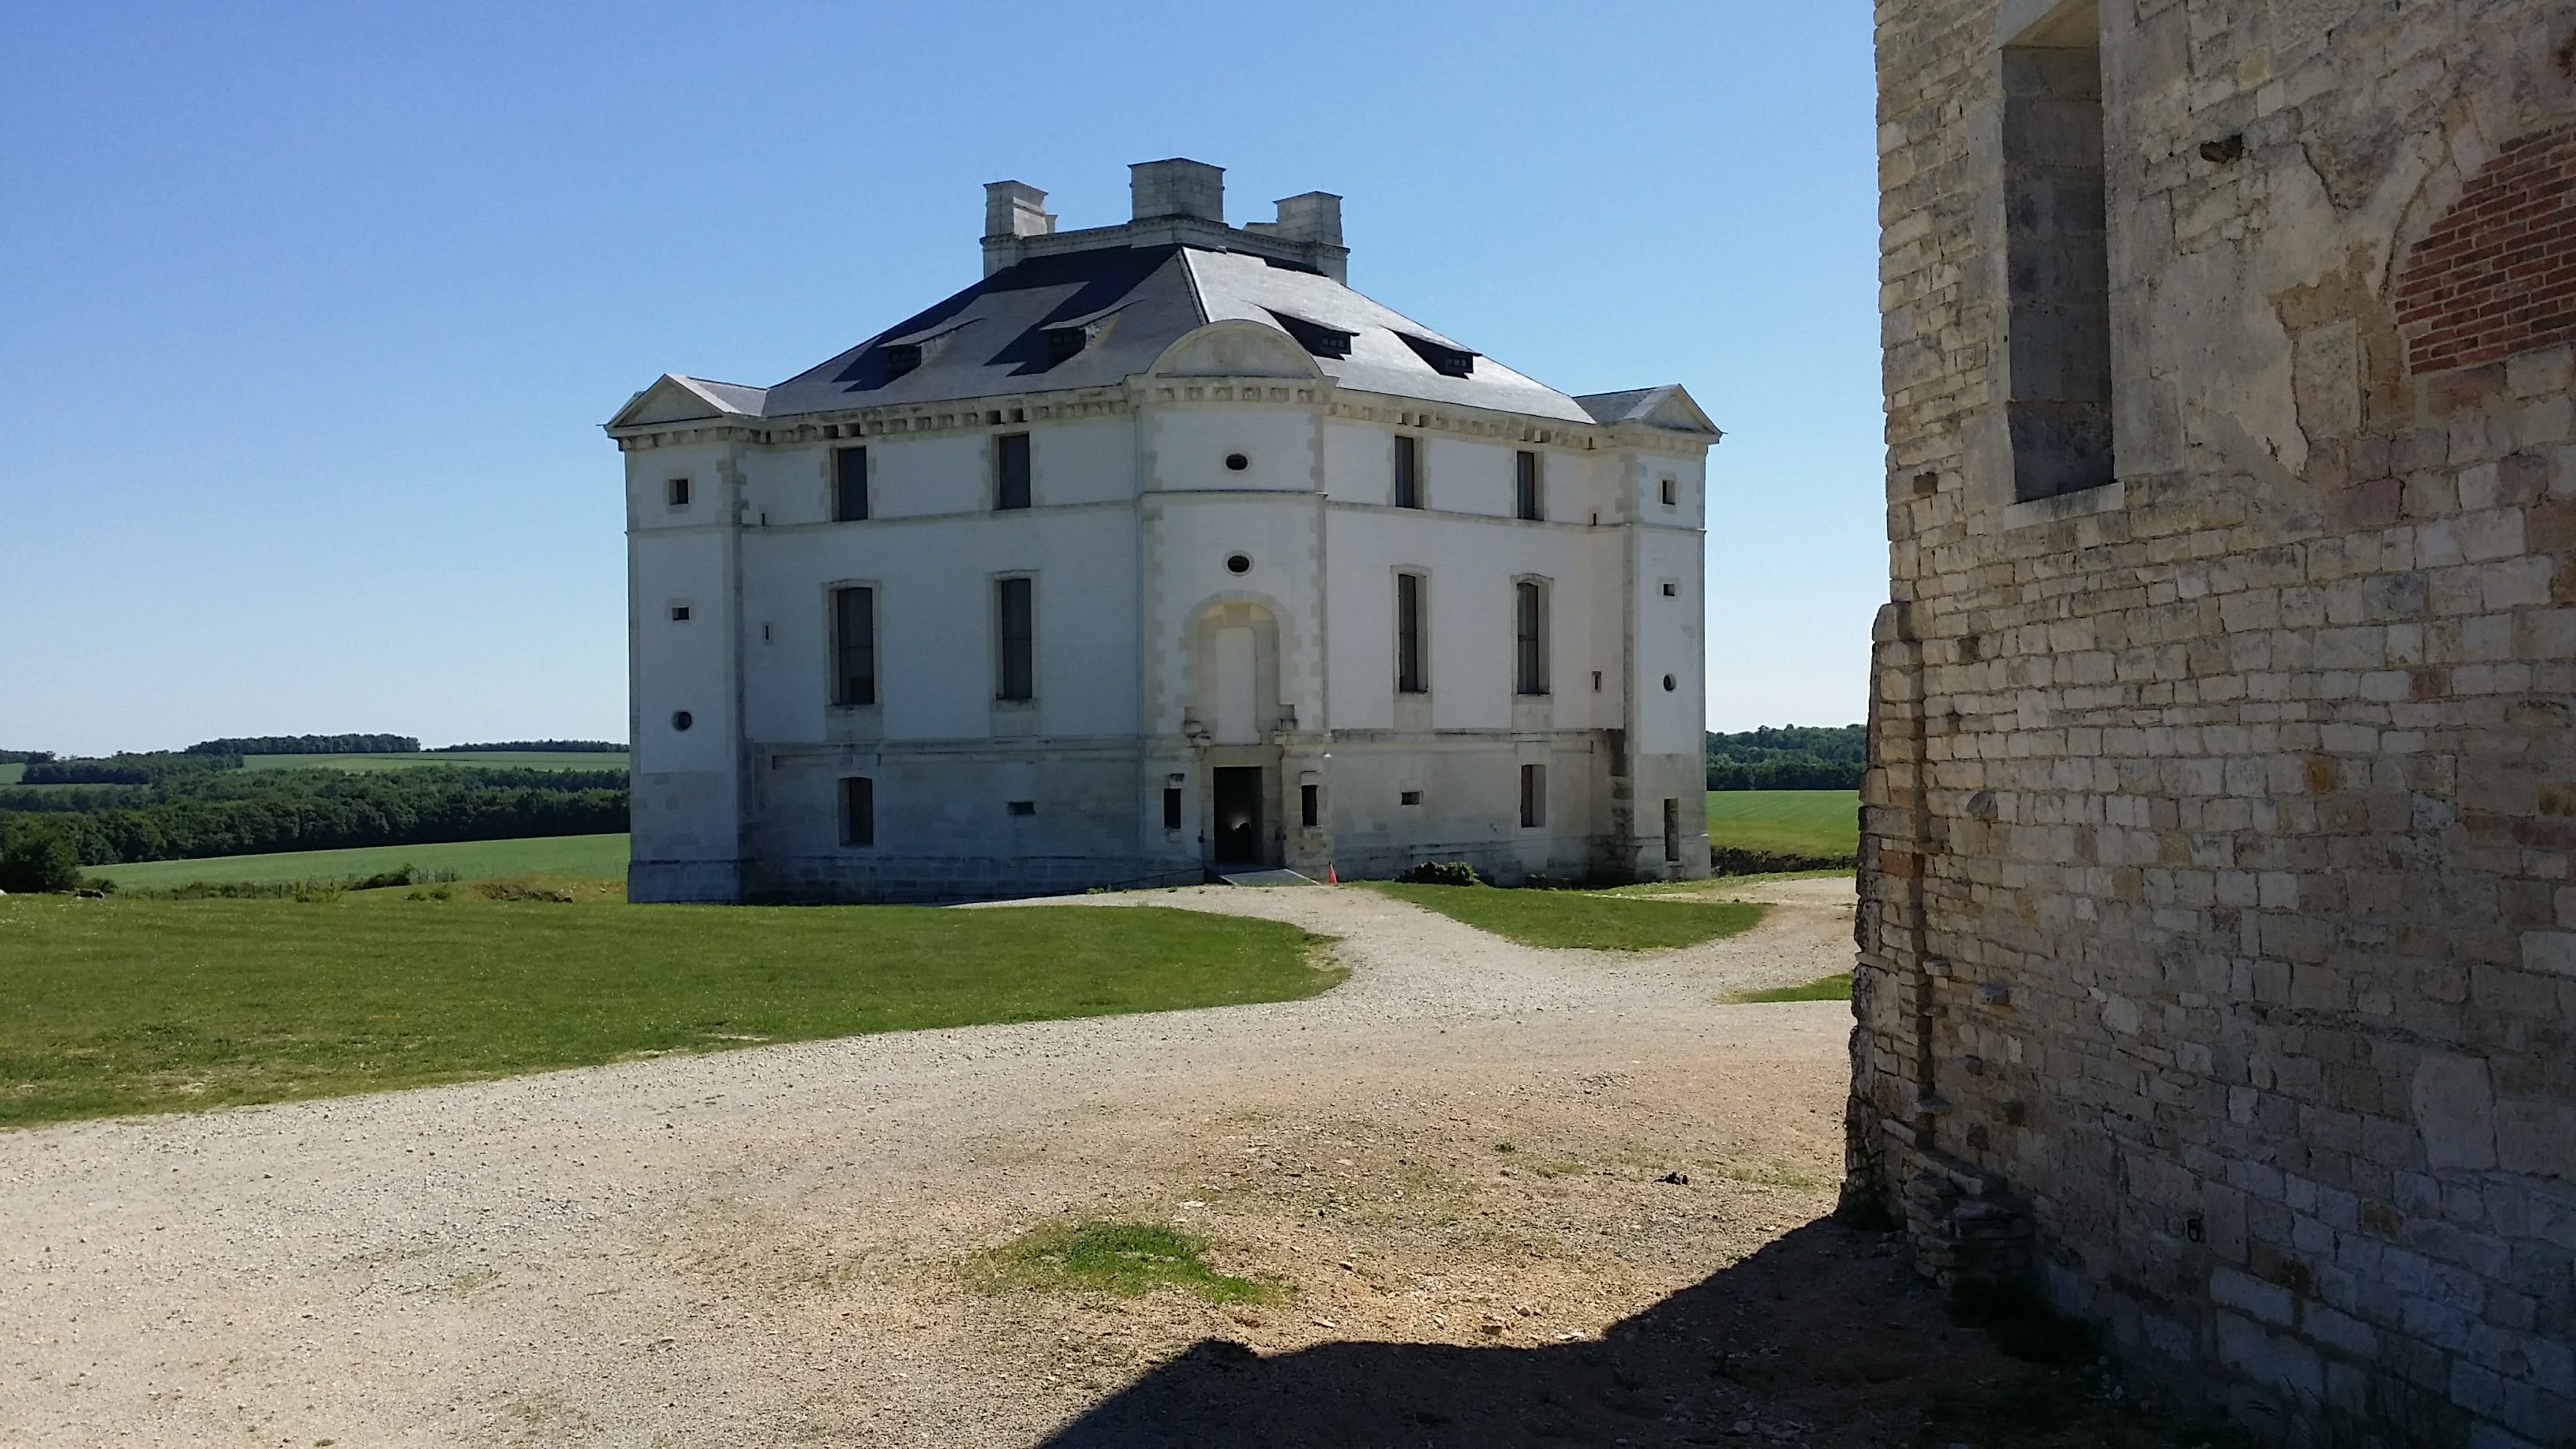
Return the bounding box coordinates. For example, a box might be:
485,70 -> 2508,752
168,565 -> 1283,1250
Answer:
833,447 -> 869,522
2002,4 -> 2113,501
996,432 -> 1032,510
1518,764 -> 1546,829
1395,571 -> 1428,695
1163,787 -> 1183,832
1513,579 -> 1548,695
832,586 -> 875,706
996,576 -> 1035,701
1661,476 -> 1677,507
1515,451 -> 1543,521
1662,797 -> 1681,863
841,776 -> 874,846
1300,784 -> 1320,829
1392,435 -> 1421,508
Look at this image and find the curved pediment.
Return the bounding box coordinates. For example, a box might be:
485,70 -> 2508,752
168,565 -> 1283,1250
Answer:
1144,320 -> 1324,381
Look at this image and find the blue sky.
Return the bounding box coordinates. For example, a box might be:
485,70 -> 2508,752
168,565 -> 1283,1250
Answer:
0,1 -> 1884,754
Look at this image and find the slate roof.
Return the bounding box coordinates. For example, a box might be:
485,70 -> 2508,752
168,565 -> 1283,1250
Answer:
749,242 -> 1605,425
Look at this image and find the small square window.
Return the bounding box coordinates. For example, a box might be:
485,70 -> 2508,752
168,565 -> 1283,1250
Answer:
1399,790 -> 1422,807
667,477 -> 691,508
1007,799 -> 1036,817
669,604 -> 691,622
1661,581 -> 1678,597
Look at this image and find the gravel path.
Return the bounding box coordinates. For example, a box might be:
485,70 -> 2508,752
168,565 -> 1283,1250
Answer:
0,878 -> 1862,1448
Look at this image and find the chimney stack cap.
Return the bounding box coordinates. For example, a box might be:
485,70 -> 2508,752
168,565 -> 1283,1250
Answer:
1129,158 -> 1225,223
983,180 -> 1055,240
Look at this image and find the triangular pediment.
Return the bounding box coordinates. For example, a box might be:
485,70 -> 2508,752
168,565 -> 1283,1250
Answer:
1146,320 -> 1324,380
606,375 -> 766,429
1637,385 -> 1719,436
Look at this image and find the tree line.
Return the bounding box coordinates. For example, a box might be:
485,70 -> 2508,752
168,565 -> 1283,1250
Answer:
1705,724 -> 1866,791
0,764 -> 627,870
185,733 -> 421,755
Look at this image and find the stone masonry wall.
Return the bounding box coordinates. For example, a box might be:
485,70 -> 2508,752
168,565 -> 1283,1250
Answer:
1857,2 -> 2576,1444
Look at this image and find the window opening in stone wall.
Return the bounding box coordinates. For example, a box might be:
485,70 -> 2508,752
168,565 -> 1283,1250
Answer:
833,447 -> 869,522
833,586 -> 876,706
1661,797 -> 1680,863
1519,764 -> 1547,829
2002,1 -> 2113,502
841,776 -> 874,847
1515,451 -> 1544,521
1395,571 -> 1427,695
670,605 -> 691,622
996,432 -> 1032,510
1514,579 -> 1549,695
1300,784 -> 1320,829
995,576 -> 1035,701
1007,799 -> 1036,817
1393,435 -> 1422,508
1661,476 -> 1677,507
1163,787 -> 1183,832
666,477 -> 690,508
1399,790 -> 1422,807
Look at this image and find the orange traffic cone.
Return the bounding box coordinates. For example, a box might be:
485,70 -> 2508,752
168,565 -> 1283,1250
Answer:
1326,863 -> 1339,885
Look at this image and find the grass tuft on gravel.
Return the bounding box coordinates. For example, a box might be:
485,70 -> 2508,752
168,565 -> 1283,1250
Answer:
0,896 -> 1339,1129
1361,882 -> 1763,951
983,1220 -> 1281,1304
1731,972 -> 1853,1003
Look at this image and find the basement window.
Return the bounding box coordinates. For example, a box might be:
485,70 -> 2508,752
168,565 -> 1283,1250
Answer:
1396,332 -> 1477,378
841,777 -> 874,847
2002,0 -> 2114,501
1519,764 -> 1547,829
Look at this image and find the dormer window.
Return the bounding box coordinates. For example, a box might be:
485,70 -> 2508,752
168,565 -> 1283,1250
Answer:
1397,333 -> 1477,378
1268,311 -> 1355,359
1043,327 -> 1088,366
882,343 -> 922,380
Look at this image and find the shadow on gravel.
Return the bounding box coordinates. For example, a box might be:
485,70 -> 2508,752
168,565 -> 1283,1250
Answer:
1039,1219 -> 2230,1449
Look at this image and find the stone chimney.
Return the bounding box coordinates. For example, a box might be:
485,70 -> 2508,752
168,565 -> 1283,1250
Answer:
1259,192 -> 1342,249
981,181 -> 1056,275
1129,159 -> 1225,223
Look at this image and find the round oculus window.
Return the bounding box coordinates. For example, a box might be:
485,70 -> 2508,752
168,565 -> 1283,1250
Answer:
1661,675 -> 1677,692
672,710 -> 695,731
1225,553 -> 1252,575
1224,452 -> 1249,472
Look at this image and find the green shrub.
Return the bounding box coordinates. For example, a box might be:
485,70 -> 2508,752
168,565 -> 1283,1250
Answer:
1398,860 -> 1484,887
0,820 -> 81,893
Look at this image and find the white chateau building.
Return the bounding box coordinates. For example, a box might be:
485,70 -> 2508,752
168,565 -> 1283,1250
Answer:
608,159 -> 1718,903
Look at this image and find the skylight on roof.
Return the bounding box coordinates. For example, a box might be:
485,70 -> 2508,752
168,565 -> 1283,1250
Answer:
1396,332 -> 1477,378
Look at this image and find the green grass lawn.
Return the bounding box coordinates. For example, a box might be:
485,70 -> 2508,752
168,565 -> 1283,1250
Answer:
88,833 -> 631,889
1732,972 -> 1853,1003
0,763 -> 21,785
0,896 -> 1336,1127
1363,882 -> 1763,950
240,751 -> 628,773
1705,790 -> 1859,859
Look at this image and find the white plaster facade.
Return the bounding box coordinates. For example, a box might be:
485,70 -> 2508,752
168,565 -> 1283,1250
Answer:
608,159 -> 1719,903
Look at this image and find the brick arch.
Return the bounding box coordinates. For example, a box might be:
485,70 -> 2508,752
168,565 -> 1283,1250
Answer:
2394,118 -> 2576,373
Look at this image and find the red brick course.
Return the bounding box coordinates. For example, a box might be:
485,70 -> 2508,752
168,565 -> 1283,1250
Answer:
2396,120 -> 2576,373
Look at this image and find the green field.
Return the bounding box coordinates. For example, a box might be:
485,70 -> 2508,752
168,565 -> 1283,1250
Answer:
88,833 -> 631,889
1364,882 -> 1763,951
0,896 -> 1336,1127
0,764 -> 19,785
1705,789 -> 1859,860
1733,972 -> 1854,1003
240,751 -> 627,773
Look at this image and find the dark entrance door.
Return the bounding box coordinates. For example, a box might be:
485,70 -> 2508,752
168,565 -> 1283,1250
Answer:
1213,767 -> 1263,865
